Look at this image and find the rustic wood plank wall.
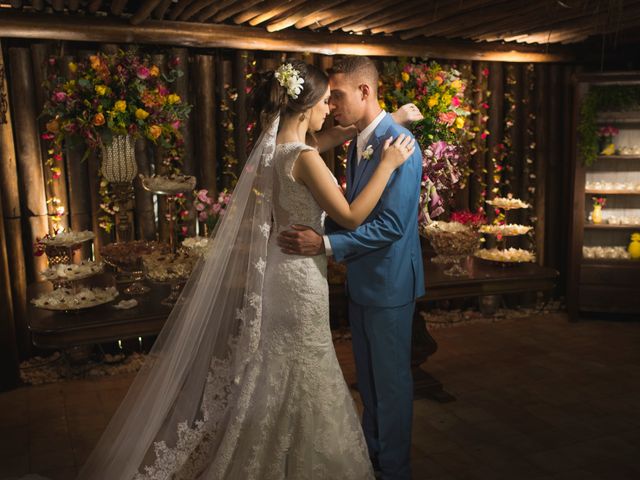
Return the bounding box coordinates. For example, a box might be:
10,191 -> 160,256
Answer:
0,38 -> 575,371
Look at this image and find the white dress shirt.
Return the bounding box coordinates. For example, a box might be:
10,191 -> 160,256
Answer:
324,110 -> 386,257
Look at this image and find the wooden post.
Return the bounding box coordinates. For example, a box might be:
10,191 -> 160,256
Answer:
0,192 -> 20,391
8,47 -> 49,281
486,62 -> 504,248
546,65 -> 562,275
469,61 -> 488,211
171,47 -> 196,236
195,53 -> 217,194
0,42 -> 30,359
61,55 -> 93,260
233,50 -> 249,172
151,53 -> 170,245
133,139 -> 157,241
452,60 -> 472,211
534,64 -> 548,266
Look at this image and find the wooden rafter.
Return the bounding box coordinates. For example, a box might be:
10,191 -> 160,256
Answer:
0,12 -> 574,62
131,0 -> 164,25
293,0 -> 373,29
369,0 -> 496,35
248,0 -> 305,26
110,0 -> 129,15
337,0 -> 426,33
267,0 -> 349,32
210,0 -> 265,22
196,0 -> 239,22
153,0 -> 174,19
167,0 -> 192,20
178,0 -> 219,22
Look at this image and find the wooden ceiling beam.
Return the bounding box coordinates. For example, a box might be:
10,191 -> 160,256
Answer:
247,0 -> 305,25
211,0 -> 265,22
320,0 -> 398,30
0,11 -> 574,62
153,0 -> 174,19
234,0 -> 292,24
478,2 -> 637,42
452,3 -> 557,40
131,0 -> 164,25
196,0 -> 239,21
31,0 -> 45,12
371,0 -> 495,35
266,0 -> 347,32
111,0 -> 129,15
167,0 -> 191,20
179,0 -> 219,21
67,0 -> 81,12
295,0 -> 377,29
400,0 -> 527,40
338,0 -> 427,33
87,0 -> 103,14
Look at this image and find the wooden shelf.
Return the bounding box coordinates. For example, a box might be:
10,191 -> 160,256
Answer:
581,258 -> 638,266
584,224 -> 640,230
596,155 -> 640,160
585,190 -> 640,195
596,112 -> 640,124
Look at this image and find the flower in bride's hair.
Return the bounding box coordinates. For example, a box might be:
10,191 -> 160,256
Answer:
275,63 -> 304,99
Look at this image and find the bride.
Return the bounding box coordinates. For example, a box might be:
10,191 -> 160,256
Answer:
76,60 -> 415,480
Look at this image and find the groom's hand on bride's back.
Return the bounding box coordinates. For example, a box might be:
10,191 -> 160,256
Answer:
277,225 -> 325,256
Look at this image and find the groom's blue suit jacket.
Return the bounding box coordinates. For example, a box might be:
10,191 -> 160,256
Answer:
326,112 -> 425,308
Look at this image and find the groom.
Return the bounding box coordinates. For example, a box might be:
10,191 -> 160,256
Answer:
278,56 -> 424,480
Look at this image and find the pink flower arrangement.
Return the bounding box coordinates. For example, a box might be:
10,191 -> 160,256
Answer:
193,188 -> 232,231
450,209 -> 487,228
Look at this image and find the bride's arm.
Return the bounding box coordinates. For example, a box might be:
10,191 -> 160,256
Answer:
309,103 -> 423,153
306,125 -> 356,153
293,135 -> 415,230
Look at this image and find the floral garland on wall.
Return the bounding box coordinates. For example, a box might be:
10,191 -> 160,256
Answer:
379,59 -> 473,226
470,65 -> 491,211
41,50 -> 191,233
523,64 -> 538,251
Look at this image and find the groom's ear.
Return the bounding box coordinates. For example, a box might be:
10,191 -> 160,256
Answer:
359,83 -> 372,99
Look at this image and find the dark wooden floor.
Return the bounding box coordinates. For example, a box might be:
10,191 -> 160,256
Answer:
1,312 -> 639,480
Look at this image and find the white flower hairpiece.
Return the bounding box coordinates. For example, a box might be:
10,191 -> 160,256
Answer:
275,63 -> 305,99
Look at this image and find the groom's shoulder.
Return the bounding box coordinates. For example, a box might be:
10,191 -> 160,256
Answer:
386,116 -> 415,139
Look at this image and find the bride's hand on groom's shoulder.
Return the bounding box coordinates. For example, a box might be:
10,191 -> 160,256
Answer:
277,225 -> 325,256
381,134 -> 416,169
391,103 -> 424,126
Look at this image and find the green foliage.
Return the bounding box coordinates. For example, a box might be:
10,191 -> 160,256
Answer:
578,86 -> 640,166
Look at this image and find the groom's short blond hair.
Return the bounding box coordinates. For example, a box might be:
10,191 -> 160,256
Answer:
329,56 -> 379,94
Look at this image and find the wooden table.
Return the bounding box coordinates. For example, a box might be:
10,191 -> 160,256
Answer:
28,260 -> 558,401
411,257 -> 559,402
28,277 -> 172,349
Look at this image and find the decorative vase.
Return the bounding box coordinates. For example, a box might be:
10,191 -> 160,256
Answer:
592,205 -> 603,224
100,135 -> 137,182
628,232 -> 640,260
101,135 -> 137,243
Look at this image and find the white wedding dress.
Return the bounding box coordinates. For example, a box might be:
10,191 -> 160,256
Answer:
132,142 -> 374,480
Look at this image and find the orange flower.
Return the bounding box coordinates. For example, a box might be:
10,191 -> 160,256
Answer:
46,119 -> 60,133
149,125 -> 162,139
93,112 -> 105,126
149,65 -> 160,77
89,55 -> 101,70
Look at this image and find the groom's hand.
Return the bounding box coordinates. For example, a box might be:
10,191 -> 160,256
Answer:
277,225 -> 325,256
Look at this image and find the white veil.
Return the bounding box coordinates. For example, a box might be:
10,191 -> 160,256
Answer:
77,116 -> 279,479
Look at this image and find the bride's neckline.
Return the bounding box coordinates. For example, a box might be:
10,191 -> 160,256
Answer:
275,141 -> 316,150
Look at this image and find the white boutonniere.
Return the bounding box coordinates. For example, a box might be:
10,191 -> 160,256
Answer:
362,145 -> 374,160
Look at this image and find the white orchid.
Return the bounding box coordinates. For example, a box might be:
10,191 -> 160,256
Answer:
275,63 -> 305,99
362,145 -> 374,160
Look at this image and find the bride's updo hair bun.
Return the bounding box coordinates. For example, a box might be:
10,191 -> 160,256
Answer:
252,59 -> 329,126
